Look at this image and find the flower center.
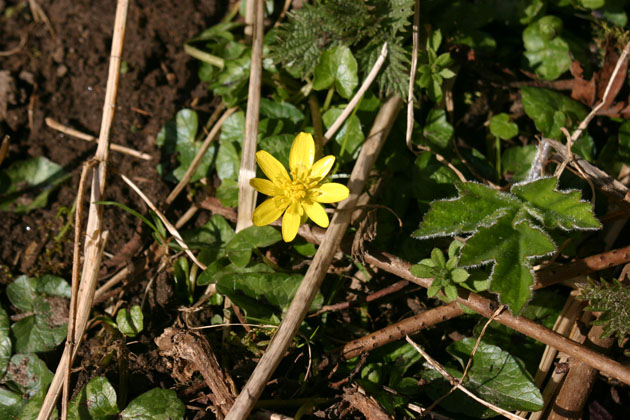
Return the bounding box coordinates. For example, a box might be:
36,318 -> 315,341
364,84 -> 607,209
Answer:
286,180 -> 309,201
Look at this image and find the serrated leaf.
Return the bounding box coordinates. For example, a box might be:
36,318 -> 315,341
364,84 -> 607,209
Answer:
116,306 -> 144,338
0,156 -> 69,213
447,338 -> 544,411
68,376 -> 119,420
489,113 -> 518,140
413,182 -> 518,238
225,225 -> 282,267
120,388 -> 184,420
312,45 -> 358,99
512,177 -> 601,231
459,211 -> 555,313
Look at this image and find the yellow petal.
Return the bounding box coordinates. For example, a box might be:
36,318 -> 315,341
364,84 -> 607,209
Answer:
252,197 -> 288,226
282,202 -> 301,242
302,200 -> 329,228
313,182 -> 350,203
256,150 -> 290,185
309,155 -> 335,181
250,178 -> 283,197
289,132 -> 315,174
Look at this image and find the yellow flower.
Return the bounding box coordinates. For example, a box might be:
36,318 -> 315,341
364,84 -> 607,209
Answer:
250,132 -> 350,242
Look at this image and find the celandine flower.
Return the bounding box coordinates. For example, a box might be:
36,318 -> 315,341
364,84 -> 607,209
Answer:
250,132 -> 350,242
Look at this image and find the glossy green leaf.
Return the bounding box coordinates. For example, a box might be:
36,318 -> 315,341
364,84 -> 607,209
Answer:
447,338 -> 544,411
259,98 -> 304,125
422,108 -> 453,149
0,156 -> 69,213
209,54 -> 251,106
216,179 -> 239,207
226,225 -> 282,267
7,275 -> 70,353
215,140 -> 240,181
3,353 -> 53,396
120,388 -> 185,420
502,145 -> 538,182
312,45 -> 358,99
116,306 -> 144,338
0,388 -> 24,419
322,108 -> 365,163
258,134 -> 293,169
0,306 -> 10,377
523,16 -> 571,80
521,86 -> 588,140
218,111 -> 245,144
489,113 -> 518,140
68,376 -> 119,420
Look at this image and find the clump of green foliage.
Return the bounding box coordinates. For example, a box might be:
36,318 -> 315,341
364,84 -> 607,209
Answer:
270,0 -> 414,96
580,278 -> 630,347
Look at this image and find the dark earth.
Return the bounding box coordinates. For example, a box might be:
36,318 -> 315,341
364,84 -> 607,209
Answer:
1,1 -> 630,419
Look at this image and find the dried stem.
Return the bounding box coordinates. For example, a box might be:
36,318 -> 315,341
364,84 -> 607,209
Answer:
405,0 -> 420,151
37,2 -> 128,419
236,0 -> 264,232
225,96 -> 404,420
45,117 -> 152,160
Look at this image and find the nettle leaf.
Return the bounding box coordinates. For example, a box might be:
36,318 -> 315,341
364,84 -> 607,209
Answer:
459,210 -> 555,312
120,388 -> 185,420
226,225 -> 282,267
68,376 -> 119,420
414,178 -> 599,313
312,45 -> 359,99
7,275 -> 71,353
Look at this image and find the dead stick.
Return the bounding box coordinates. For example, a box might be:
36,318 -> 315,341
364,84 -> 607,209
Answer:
225,96 -> 404,420
37,1 -> 128,418
236,0 -> 264,232
365,250 -> 630,385
341,302 -> 463,360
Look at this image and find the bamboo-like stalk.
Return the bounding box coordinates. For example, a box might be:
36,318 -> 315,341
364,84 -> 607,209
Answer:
236,0 -> 264,232
225,96 -> 404,420
37,1 -> 129,419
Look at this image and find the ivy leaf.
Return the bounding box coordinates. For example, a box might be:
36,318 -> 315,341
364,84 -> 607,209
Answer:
225,225 -> 282,267
489,113 -> 518,140
521,86 -> 587,140
459,211 -> 555,313
116,305 -> 144,338
512,177 -> 601,231
120,388 -> 184,420
312,45 -> 359,99
68,376 -> 119,420
522,16 -> 571,80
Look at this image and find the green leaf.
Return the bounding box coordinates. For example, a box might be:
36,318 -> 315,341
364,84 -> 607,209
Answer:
0,156 -> 69,213
209,54 -> 251,106
522,15 -> 571,80
0,306 -> 11,377
502,145 -> 538,182
0,388 -> 25,419
447,338 -> 544,411
421,108 -> 453,149
259,98 -> 304,125
3,353 -> 53,396
216,179 -> 239,207
489,113 -> 518,140
116,306 -> 144,338
156,109 -> 215,183
258,134 -> 293,169
459,211 -> 555,313
7,275 -> 70,353
312,45 -> 359,99
322,108 -> 365,163
216,140 -> 240,181
413,182 -> 518,238
68,376 -> 119,420
521,86 -> 588,140
217,269 -> 323,321
120,388 -> 185,420
218,111 -> 245,143
226,225 -> 282,267
512,177 -> 601,231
